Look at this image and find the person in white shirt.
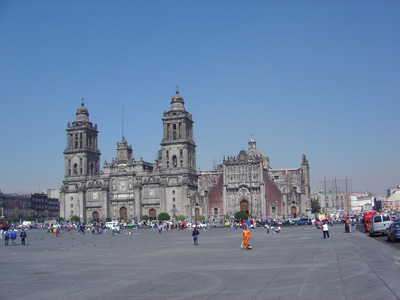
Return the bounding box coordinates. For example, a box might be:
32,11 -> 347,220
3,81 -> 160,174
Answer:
322,221 -> 330,239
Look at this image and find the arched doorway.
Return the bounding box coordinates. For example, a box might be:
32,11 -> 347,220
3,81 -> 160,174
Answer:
195,208 -> 200,222
291,206 -> 297,219
149,209 -> 156,221
120,207 -> 127,223
92,211 -> 99,223
240,200 -> 249,214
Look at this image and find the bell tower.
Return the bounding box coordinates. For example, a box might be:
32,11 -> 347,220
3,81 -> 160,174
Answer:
64,99 -> 101,179
161,87 -> 196,172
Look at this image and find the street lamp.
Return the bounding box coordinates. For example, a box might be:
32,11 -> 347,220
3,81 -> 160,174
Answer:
249,159 -> 252,218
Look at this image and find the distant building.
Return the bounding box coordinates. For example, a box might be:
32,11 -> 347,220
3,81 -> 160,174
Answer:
0,192 -> 59,221
60,90 -> 311,222
350,192 -> 373,212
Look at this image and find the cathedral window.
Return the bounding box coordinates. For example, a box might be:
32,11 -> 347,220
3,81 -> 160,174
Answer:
75,134 -> 78,149
271,207 -> 276,214
80,133 -> 82,148
213,207 -> 218,215
180,160 -> 183,167
172,155 -> 177,167
166,151 -> 169,159
167,161 -> 169,168
73,164 -> 78,176
173,131 -> 177,140
180,149 -> 183,158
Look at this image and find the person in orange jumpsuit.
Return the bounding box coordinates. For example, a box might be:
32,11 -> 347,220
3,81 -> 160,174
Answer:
242,226 -> 252,249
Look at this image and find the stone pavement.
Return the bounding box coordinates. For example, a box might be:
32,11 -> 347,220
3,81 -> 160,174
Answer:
1,225 -> 399,300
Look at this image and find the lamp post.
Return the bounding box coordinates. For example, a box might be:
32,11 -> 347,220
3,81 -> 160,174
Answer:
249,158 -> 252,219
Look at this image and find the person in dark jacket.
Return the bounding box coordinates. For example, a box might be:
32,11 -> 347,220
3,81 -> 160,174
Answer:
192,227 -> 200,246
20,228 -> 27,245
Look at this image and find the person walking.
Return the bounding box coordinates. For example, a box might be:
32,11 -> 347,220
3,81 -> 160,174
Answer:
4,229 -> 10,246
10,229 -> 17,245
351,219 -> 356,232
242,226 -> 252,250
344,218 -> 350,233
322,221 -> 330,239
192,226 -> 200,246
20,228 -> 27,245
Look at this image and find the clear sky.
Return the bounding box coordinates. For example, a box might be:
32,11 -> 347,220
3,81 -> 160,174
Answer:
0,0 -> 399,197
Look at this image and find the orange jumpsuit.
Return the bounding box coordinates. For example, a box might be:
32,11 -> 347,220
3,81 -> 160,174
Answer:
242,229 -> 252,249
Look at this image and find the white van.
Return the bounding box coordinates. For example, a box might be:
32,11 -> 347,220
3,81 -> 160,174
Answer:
105,222 -> 120,230
369,214 -> 392,236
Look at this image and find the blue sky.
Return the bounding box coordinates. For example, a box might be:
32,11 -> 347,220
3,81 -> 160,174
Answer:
0,0 -> 399,197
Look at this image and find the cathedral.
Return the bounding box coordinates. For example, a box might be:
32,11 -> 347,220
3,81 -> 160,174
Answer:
60,90 -> 311,223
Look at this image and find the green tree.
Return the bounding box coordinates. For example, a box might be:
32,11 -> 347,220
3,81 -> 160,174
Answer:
140,215 -> 150,221
234,211 -> 248,220
105,217 -> 111,222
71,216 -> 80,223
56,217 -> 64,223
25,216 -> 35,221
198,215 -> 205,221
177,215 -> 185,221
311,199 -> 321,213
158,212 -> 170,221
11,217 -> 19,223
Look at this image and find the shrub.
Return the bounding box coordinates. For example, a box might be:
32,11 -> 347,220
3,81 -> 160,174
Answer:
177,215 -> 185,221
25,216 -> 35,221
71,216 -> 80,223
56,217 -> 64,223
158,212 -> 170,221
198,215 -> 205,221
105,217 -> 111,222
140,215 -> 150,221
234,211 -> 248,220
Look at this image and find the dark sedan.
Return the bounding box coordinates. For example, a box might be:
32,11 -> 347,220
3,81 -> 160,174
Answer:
386,222 -> 400,242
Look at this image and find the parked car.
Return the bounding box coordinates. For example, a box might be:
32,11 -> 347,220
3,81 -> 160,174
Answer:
369,214 -> 392,236
296,218 -> 312,225
386,222 -> 400,242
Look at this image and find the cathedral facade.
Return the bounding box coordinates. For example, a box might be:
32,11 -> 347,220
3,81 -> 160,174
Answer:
60,90 -> 310,223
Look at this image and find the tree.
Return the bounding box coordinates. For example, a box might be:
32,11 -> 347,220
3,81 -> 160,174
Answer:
105,217 -> 111,222
56,217 -> 64,223
71,216 -> 80,223
177,215 -> 185,221
158,213 -> 170,221
140,215 -> 149,221
198,215 -> 205,221
234,211 -> 248,220
311,199 -> 321,214
11,217 -> 19,223
25,216 -> 35,222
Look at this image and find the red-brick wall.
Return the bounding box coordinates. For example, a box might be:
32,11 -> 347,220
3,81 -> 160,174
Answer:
263,172 -> 282,217
207,174 -> 224,216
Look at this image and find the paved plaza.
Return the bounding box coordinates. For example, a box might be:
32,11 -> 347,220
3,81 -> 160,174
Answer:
1,225 -> 400,300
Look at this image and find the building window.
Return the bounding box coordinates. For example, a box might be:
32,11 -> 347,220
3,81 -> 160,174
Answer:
71,204 -> 73,208
180,160 -> 183,167
271,207 -> 276,214
274,176 -> 279,180
172,155 -> 177,167
180,149 -> 183,158
166,151 -> 169,159
213,207 -> 218,215
173,197 -> 175,202
204,191 -> 208,196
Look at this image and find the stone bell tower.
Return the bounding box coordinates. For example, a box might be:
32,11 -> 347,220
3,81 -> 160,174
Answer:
63,99 -> 101,179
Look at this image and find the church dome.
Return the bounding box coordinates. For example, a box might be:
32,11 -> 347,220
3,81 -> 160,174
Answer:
75,99 -> 89,122
170,87 -> 185,111
246,137 -> 265,159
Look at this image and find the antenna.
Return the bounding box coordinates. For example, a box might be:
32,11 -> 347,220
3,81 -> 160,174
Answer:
122,105 -> 124,138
